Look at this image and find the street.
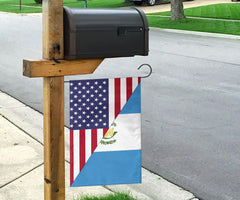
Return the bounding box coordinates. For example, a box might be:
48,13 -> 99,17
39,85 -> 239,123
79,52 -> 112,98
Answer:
1,13 -> 240,200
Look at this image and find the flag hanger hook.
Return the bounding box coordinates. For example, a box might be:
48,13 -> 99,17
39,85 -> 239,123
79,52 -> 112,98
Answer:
137,64 -> 152,78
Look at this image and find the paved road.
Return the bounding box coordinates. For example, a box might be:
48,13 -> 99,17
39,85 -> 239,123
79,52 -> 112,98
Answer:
1,13 -> 240,200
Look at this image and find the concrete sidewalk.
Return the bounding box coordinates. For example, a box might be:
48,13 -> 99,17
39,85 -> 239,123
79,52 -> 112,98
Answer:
0,90 -> 198,200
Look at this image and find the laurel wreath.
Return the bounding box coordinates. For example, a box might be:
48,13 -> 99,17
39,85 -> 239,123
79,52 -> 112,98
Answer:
100,139 -> 116,145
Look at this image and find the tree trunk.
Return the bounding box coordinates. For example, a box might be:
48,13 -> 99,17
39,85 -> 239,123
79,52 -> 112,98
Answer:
170,0 -> 185,20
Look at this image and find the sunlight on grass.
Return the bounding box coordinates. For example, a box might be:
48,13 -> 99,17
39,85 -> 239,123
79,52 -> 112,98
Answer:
73,192 -> 138,200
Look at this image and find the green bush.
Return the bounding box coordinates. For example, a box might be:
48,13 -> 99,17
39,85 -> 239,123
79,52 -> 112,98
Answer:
34,0 -> 42,4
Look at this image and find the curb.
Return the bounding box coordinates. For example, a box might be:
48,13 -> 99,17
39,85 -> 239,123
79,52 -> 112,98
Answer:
150,27 -> 240,40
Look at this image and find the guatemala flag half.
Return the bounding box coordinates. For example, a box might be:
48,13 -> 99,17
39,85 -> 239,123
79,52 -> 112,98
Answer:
69,77 -> 141,186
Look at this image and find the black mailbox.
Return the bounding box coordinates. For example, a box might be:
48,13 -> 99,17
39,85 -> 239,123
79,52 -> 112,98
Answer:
63,7 -> 149,59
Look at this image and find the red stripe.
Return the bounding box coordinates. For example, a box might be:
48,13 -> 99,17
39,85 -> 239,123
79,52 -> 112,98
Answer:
138,77 -> 141,84
79,130 -> 85,171
91,129 -> 97,154
103,128 -> 108,137
114,78 -> 121,118
70,130 -> 74,185
126,77 -> 132,101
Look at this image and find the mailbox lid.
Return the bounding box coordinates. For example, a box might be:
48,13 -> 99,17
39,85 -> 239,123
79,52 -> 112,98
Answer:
64,7 -> 148,32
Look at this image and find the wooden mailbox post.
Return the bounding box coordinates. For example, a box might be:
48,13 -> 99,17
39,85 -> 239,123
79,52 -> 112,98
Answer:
23,0 -> 103,199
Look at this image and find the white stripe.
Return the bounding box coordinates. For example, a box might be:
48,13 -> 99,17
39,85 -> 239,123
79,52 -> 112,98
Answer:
85,129 -> 92,164
108,79 -> 114,126
121,78 -> 126,110
73,130 -> 79,180
132,77 -> 139,94
97,129 -> 103,144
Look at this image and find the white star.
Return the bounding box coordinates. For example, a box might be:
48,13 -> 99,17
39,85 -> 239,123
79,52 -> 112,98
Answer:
99,110 -> 102,113
83,119 -> 86,123
86,115 -> 90,118
94,90 -> 98,93
86,107 -> 90,110
78,99 -> 82,102
86,98 -> 90,102
95,98 -> 98,101
103,123 -> 107,126
78,124 -> 82,127
87,124 -> 90,127
86,82 -> 90,85
95,123 -> 99,126
70,124 -> 73,128
74,112 -> 78,115
103,89 -> 106,93
103,114 -> 106,118
91,94 -> 94,97
70,83 -> 73,86
78,82 -> 81,85
90,102 -> 94,106
78,107 -> 82,111
91,119 -> 94,122
99,94 -> 102,97
70,99 -> 73,102
82,86 -> 86,89
103,106 -> 107,109
74,87 -> 77,90
82,95 -> 86,98
70,91 -> 73,94
83,111 -> 86,114
94,81 -> 98,85
74,120 -> 77,123
74,95 -> 78,98
90,111 -> 94,114
103,98 -> 106,101
78,116 -> 82,119
70,116 -> 73,119
99,102 -> 103,105
103,81 -> 106,84
70,108 -> 73,111
78,91 -> 82,94
95,115 -> 98,118
99,119 -> 102,122
74,103 -> 77,107
82,103 -> 86,106
99,85 -> 102,89
90,86 -> 94,89
95,106 -> 98,110
86,90 -> 90,93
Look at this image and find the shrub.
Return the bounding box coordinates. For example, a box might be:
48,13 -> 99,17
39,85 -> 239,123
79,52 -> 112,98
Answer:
34,0 -> 42,4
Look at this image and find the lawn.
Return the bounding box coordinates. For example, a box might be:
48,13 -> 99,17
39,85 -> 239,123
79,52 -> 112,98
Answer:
0,0 -> 131,13
148,3 -> 240,20
147,16 -> 240,35
73,192 -> 138,200
147,3 -> 240,36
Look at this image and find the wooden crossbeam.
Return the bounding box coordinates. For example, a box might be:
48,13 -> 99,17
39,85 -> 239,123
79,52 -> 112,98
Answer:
23,59 -> 103,77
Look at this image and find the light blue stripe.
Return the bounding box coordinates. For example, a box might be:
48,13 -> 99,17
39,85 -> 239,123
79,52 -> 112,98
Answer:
71,150 -> 141,187
120,83 -> 141,114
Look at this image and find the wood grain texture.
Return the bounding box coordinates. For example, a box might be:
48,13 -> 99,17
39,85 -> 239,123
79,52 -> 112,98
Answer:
42,0 -> 65,199
42,0 -> 64,60
43,77 -> 65,200
23,59 -> 103,77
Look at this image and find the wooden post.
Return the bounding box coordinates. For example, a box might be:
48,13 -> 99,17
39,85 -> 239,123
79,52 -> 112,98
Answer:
23,0 -> 103,199
42,0 -> 65,199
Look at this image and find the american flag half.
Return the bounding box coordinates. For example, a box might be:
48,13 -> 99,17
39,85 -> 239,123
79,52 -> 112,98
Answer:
70,77 -> 141,186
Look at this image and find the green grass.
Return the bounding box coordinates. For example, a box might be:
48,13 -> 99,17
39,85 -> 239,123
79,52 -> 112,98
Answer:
73,192 -> 138,200
147,3 -> 240,36
148,3 -> 240,20
147,16 -> 240,35
0,0 -> 131,13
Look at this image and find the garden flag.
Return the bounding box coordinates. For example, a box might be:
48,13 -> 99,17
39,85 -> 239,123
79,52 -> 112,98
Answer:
69,77 -> 141,186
